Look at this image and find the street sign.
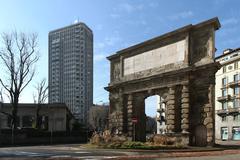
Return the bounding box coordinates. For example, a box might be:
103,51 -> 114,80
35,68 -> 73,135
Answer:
132,117 -> 138,123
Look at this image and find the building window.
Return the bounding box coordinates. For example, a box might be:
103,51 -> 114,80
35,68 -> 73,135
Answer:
234,62 -> 238,70
234,87 -> 240,95
222,89 -> 227,97
234,74 -> 239,82
223,66 -> 226,73
22,115 -> 35,128
233,99 -> 239,108
222,77 -> 227,86
222,102 -> 227,110
39,116 -> 48,130
222,116 -> 227,122
232,127 -> 240,140
221,127 -> 228,140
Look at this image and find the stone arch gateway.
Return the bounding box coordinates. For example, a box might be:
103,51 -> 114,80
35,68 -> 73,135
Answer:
105,18 -> 221,146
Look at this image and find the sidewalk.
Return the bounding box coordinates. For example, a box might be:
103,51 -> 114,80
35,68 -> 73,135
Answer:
215,140 -> 240,146
107,148 -> 240,160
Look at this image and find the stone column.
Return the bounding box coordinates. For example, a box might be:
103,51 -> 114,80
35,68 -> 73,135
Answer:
166,87 -> 175,133
181,84 -> 190,133
117,89 -> 124,134
127,94 -> 133,136
203,84 -> 214,145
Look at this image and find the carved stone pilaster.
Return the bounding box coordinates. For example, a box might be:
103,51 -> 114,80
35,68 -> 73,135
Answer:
127,94 -> 133,136
166,87 -> 175,133
117,89 -> 124,134
203,84 -> 214,144
181,84 -> 190,133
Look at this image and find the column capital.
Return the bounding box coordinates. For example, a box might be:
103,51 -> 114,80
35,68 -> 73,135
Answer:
168,86 -> 176,95
128,94 -> 133,101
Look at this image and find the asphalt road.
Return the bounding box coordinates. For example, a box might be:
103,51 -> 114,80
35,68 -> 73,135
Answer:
0,144 -> 240,159
0,144 -> 139,159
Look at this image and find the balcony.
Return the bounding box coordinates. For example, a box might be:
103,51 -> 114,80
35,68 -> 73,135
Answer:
216,109 -> 228,115
216,107 -> 240,115
228,107 -> 240,114
233,94 -> 240,99
217,95 -> 232,102
228,80 -> 240,88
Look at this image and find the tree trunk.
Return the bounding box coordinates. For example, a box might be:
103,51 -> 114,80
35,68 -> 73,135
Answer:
36,104 -> 41,129
11,95 -> 19,130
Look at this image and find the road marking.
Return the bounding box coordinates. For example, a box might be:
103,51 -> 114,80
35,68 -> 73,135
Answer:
104,156 -> 118,159
74,151 -> 91,154
12,151 -> 52,157
75,156 -> 118,159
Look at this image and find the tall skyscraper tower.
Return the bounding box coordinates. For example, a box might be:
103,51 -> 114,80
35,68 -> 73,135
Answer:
48,22 -> 93,124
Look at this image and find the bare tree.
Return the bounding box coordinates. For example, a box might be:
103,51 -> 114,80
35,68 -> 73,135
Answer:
33,78 -> 48,129
0,88 -> 13,118
89,104 -> 109,132
0,31 -> 39,129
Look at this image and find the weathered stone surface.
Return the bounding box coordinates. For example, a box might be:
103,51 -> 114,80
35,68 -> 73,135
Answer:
182,114 -> 189,118
106,18 -> 220,146
181,118 -> 189,124
181,124 -> 189,129
167,119 -> 175,125
182,93 -> 189,98
206,123 -> 213,129
169,89 -> 175,95
128,94 -> 133,100
128,110 -> 133,114
206,112 -> 213,117
127,101 -> 132,105
204,117 -> 213,125
167,105 -> 175,110
181,98 -> 189,103
167,95 -> 175,100
204,107 -> 210,112
167,124 -> 174,130
168,115 -> 175,120
167,109 -> 175,115
181,103 -> 189,108
167,100 -> 175,105
182,88 -> 189,93
181,109 -> 189,114
207,130 -> 213,137
204,104 -> 211,108
207,136 -> 213,142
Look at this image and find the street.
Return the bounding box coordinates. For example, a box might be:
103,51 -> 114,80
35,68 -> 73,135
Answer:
0,144 -> 240,159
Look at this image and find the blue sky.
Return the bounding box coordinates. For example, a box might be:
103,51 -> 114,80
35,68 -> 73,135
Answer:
0,0 -> 240,117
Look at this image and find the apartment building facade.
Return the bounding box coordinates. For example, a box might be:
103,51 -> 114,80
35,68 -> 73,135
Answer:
215,48 -> 240,142
48,22 -> 93,124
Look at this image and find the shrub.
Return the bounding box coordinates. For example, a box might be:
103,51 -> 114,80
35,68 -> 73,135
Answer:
121,141 -> 145,148
90,133 -> 104,145
153,135 -> 175,145
107,142 -> 122,149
